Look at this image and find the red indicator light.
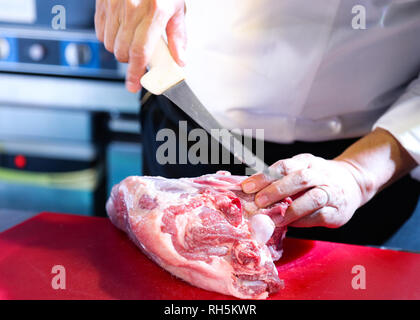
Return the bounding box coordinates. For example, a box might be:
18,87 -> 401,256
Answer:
14,155 -> 27,169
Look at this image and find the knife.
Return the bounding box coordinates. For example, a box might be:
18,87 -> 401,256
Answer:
140,38 -> 281,178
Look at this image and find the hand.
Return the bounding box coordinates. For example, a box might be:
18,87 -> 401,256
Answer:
95,0 -> 187,92
241,154 -> 366,228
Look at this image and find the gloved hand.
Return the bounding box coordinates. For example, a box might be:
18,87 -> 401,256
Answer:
241,154 -> 367,228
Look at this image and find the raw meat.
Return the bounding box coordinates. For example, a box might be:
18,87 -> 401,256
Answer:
106,171 -> 292,299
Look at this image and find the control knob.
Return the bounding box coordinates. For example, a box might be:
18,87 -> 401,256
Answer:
28,43 -> 46,62
64,43 -> 92,67
0,38 -> 10,60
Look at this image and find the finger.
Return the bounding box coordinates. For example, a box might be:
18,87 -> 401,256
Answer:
94,0 -> 106,42
255,168 -> 323,208
241,157 -> 309,194
113,22 -> 136,63
166,8 -> 187,66
279,186 -> 330,226
270,154 -> 314,176
103,0 -> 121,52
241,173 -> 274,194
126,16 -> 166,92
289,206 -> 340,228
113,1 -> 144,63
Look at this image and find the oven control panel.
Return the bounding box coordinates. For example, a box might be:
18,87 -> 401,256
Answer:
0,27 -> 125,79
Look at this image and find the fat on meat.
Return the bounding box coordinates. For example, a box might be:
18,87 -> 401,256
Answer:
106,171 -> 291,299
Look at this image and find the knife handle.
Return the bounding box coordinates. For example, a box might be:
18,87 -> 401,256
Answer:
140,37 -> 186,95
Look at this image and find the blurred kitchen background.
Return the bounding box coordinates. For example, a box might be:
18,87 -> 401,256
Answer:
0,0 -> 142,229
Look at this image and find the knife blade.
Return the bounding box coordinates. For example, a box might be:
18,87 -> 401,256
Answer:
141,38 -> 282,178
163,80 -> 270,175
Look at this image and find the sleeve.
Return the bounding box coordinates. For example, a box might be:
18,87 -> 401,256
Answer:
373,72 -> 420,167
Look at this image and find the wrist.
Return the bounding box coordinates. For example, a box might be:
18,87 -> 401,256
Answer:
334,158 -> 377,207
334,128 -> 416,207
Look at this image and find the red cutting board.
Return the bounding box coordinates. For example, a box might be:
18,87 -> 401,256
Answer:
0,212 -> 419,300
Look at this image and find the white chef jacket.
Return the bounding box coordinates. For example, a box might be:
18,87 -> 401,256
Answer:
183,0 -> 420,169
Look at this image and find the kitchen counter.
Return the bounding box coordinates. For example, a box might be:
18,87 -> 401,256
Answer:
0,212 -> 419,300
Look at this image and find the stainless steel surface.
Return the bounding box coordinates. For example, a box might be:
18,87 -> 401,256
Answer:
0,105 -> 92,142
0,74 -> 139,114
0,139 -> 96,161
0,26 -> 99,43
164,80 -> 281,177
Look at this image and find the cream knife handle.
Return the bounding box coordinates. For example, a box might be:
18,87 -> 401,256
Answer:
140,37 -> 185,95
